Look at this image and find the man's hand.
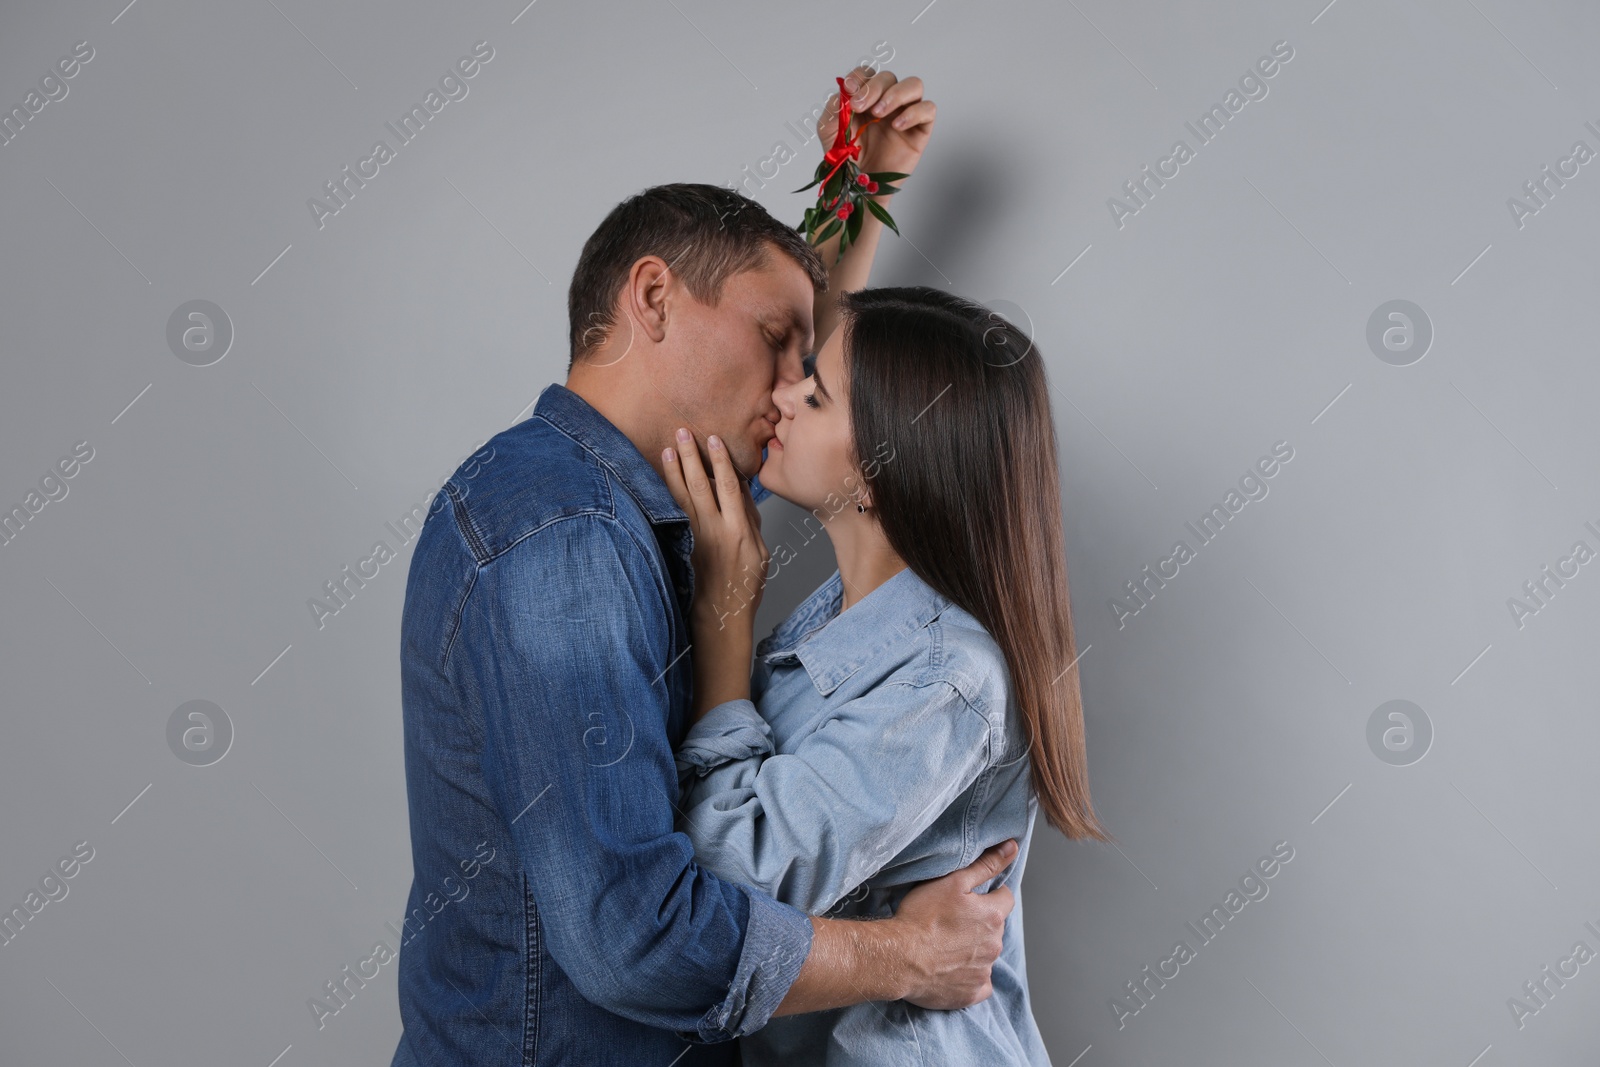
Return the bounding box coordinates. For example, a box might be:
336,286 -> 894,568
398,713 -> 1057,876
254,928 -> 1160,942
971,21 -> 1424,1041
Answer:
890,839 -> 1018,1009
818,65 -> 937,181
773,840 -> 1018,1018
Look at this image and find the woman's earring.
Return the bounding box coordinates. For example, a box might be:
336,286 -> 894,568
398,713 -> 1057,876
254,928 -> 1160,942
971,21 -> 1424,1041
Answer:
856,502 -> 866,513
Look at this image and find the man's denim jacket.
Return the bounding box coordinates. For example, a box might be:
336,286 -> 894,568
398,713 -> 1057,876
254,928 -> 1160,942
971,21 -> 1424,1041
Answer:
390,383 -> 813,1067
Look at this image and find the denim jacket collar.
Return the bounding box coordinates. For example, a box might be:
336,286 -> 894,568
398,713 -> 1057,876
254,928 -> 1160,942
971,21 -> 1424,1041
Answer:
532,383 -> 687,529
759,565 -> 955,697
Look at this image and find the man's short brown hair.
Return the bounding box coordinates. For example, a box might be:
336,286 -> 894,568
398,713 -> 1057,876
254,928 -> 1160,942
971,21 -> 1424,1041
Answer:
567,183 -> 828,368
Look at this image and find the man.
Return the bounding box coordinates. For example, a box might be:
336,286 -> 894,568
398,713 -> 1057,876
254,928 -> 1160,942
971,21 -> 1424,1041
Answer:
391,68 -> 1017,1066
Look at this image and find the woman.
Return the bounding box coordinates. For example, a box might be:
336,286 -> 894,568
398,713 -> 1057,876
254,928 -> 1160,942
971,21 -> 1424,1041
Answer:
660,285 -> 1113,1065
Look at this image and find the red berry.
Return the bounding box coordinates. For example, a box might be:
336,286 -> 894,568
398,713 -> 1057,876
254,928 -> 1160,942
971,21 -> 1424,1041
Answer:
856,172 -> 871,186
837,202 -> 853,220
867,180 -> 879,193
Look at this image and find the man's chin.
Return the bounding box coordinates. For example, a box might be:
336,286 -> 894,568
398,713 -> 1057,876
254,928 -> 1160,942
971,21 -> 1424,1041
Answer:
738,447 -> 765,481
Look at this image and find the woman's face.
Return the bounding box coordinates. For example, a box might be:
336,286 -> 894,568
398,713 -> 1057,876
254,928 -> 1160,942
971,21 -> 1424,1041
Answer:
760,327 -> 868,514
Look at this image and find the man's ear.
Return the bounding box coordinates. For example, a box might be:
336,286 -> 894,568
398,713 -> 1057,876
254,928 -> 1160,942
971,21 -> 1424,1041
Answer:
623,255 -> 673,343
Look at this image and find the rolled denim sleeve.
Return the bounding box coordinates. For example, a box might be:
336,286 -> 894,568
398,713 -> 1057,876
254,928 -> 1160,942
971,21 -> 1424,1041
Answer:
674,679 -> 994,917
675,698 -> 772,794
457,514 -> 812,1040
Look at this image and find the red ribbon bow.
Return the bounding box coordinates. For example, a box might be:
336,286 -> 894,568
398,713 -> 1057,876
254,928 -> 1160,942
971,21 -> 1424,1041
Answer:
823,76 -> 860,169
815,76 -> 883,204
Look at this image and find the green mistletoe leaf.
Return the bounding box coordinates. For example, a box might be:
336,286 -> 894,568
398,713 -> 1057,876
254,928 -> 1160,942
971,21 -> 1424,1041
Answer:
864,197 -> 899,235
792,159 -> 832,193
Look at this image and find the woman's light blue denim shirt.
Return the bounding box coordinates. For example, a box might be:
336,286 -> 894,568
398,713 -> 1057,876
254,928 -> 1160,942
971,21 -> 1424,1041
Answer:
674,564 -> 1051,1066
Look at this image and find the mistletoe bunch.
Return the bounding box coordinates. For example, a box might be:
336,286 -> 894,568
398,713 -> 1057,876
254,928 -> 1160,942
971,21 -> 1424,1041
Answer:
795,76 -> 907,264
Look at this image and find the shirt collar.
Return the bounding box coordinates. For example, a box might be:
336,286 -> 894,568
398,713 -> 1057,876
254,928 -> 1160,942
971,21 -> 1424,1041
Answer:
759,566 -> 955,697
531,382 -> 687,528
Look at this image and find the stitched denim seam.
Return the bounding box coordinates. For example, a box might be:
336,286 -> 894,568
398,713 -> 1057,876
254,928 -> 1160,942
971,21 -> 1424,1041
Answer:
905,1000 -> 927,1066
440,566 -> 478,670
447,481 -> 491,564
955,690 -> 999,866
523,873 -> 541,1065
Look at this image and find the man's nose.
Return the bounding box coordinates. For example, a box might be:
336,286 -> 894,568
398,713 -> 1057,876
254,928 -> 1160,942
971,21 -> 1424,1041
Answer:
775,346 -> 807,388
771,375 -> 796,419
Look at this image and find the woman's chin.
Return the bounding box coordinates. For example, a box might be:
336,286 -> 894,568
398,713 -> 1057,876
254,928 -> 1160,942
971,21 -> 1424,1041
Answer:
757,459 -> 791,501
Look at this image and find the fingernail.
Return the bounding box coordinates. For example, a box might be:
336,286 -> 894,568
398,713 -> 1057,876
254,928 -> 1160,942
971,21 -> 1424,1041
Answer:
663,447 -> 674,462
709,435 -> 721,449
874,102 -> 886,115
677,427 -> 690,441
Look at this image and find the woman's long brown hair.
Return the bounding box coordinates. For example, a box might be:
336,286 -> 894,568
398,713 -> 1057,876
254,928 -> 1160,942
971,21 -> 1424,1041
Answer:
839,286 -> 1112,842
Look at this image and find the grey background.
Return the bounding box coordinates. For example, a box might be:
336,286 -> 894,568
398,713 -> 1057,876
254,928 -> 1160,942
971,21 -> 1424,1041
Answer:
2,0 -> 1597,1063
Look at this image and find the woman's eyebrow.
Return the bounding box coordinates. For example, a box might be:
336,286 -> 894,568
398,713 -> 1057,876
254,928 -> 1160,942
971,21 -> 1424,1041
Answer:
812,361 -> 831,401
